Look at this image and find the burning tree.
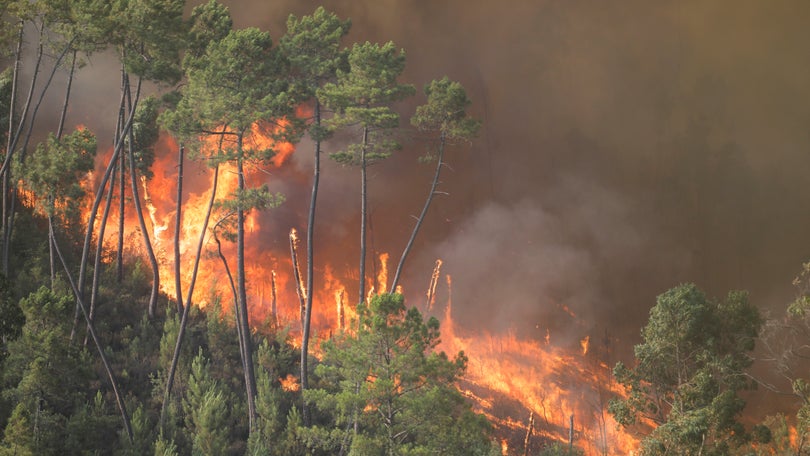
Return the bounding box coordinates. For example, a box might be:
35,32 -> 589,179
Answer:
301,293 -> 495,455
390,77 -> 480,292
279,6 -> 352,426
608,283 -> 763,455
319,41 -> 415,309
160,20 -> 299,434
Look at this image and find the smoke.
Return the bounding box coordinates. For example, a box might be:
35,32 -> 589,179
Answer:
39,0 -> 810,349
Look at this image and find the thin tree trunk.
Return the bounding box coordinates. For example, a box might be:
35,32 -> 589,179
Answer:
116,67 -> 126,283
236,136 -> 258,431
301,100 -> 322,426
174,145 -> 184,314
124,75 -> 159,318
71,79 -> 138,342
56,50 -> 77,140
214,221 -> 243,365
390,132 -> 447,292
359,126 -> 368,309
2,26 -> 42,273
160,163 -> 219,433
85,158 -> 117,347
4,38 -> 75,261
51,218 -> 133,442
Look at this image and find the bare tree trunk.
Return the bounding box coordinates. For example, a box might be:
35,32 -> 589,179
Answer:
236,136 -> 258,431
391,131 -> 447,292
51,218 -> 133,442
359,126 -> 368,309
56,49 -> 77,140
116,69 -> 126,284
2,26 -> 42,274
85,161 -> 116,346
174,145 -> 184,314
301,100 -> 322,424
124,74 -> 159,318
159,162 -> 219,433
71,79 -> 138,342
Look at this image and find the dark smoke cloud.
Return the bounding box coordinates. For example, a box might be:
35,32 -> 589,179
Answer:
208,0 -> 810,345
52,0 -> 810,353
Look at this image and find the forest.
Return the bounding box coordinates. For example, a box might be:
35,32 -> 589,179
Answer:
0,1 -> 809,455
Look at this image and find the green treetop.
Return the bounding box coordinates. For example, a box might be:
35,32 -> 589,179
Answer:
609,283 -> 763,455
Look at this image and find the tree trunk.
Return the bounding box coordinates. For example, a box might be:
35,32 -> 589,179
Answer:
56,50 -> 77,140
160,163 -> 219,433
72,78 -> 138,342
116,71 -> 126,283
359,125 -> 369,309
51,218 -> 133,442
2,26 -> 41,274
174,144 -> 184,314
86,158 -> 117,347
236,136 -> 258,432
124,74 -> 159,319
391,132 -> 446,292
301,99 -> 321,426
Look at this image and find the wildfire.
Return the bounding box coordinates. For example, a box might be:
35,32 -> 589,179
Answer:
79,115 -> 639,455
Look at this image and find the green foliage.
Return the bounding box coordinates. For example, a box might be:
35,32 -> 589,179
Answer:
609,283 -> 763,455
280,7 -> 351,102
130,95 -> 160,179
116,0 -> 185,84
0,287 -> 93,455
183,349 -> 233,456
411,77 -> 480,145
161,26 -> 296,145
319,41 -> 415,164
537,442 -> 585,456
185,0 -> 232,68
18,127 -> 97,220
303,293 -> 492,455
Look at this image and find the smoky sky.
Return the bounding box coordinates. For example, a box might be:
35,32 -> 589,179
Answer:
56,0 -> 810,352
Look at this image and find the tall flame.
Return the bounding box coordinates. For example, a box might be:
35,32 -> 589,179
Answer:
79,115 -> 639,455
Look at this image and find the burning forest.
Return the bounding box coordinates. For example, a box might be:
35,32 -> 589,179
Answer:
2,0 -> 810,455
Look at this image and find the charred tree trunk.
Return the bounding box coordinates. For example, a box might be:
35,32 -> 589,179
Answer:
290,228 -> 306,329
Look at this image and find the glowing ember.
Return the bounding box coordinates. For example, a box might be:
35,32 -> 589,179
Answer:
280,373 -> 300,392
580,336 -> 590,356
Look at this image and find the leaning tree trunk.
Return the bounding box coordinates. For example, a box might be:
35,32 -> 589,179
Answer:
160,162 -> 219,433
71,80 -> 138,342
4,38 -> 74,270
51,218 -> 133,442
1,26 -> 41,273
236,136 -> 258,432
124,74 -> 159,319
390,131 -> 447,292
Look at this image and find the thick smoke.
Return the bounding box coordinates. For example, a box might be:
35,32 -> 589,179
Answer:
55,0 -> 810,352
